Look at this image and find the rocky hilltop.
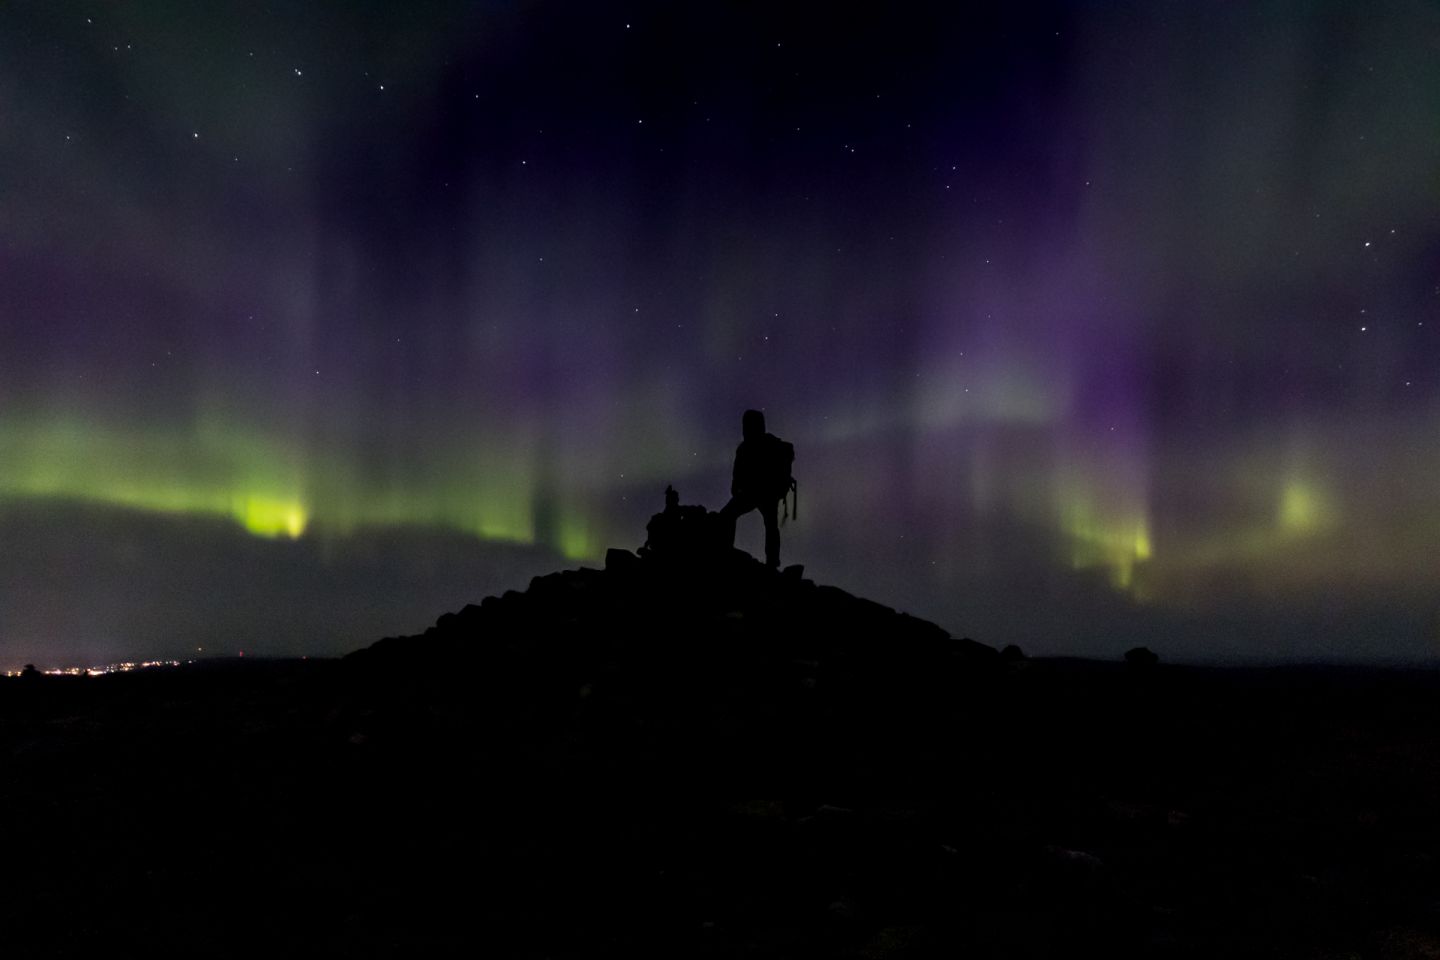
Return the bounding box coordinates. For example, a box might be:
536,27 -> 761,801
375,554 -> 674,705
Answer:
343,543 -> 998,793
5,536 -> 1440,958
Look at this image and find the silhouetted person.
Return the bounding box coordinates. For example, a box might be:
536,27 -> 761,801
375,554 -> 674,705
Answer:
720,409 -> 795,568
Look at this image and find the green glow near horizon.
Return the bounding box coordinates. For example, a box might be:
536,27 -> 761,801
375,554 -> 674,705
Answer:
0,416 -> 310,537
556,511 -> 595,561
238,496 -> 310,538
1061,498 -> 1153,592
1278,478 -> 1335,535
0,414 -> 1367,587
1056,466 -> 1152,594
0,416 -> 606,557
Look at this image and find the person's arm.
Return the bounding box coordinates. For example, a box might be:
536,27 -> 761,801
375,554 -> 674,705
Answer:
731,444 -> 743,496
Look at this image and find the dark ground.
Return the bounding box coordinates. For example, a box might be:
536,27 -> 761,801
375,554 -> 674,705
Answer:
3,551 -> 1439,958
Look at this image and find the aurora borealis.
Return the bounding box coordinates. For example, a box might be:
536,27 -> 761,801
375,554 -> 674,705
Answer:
4,2 -> 1440,667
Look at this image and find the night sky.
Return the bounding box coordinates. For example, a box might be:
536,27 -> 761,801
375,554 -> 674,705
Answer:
4,1 -> 1440,668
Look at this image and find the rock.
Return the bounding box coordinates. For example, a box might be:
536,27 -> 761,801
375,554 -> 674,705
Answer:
731,799 -> 786,819
605,547 -> 640,573
956,637 -> 1001,663
1000,644 -> 1027,662
859,925 -> 926,958
1044,845 -> 1106,874
641,486 -> 725,560
1125,646 -> 1159,666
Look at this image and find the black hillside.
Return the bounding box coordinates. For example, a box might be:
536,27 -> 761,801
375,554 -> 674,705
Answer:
4,542 -> 1440,957
345,547 -> 998,795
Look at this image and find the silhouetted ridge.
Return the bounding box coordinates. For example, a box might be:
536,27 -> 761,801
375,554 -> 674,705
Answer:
357,544 -> 984,641
349,542 -> 994,672
13,543 -> 1440,958
344,539 -> 996,784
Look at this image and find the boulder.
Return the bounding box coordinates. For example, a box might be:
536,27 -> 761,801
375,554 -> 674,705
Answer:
1124,646 -> 1159,666
605,547 -> 640,573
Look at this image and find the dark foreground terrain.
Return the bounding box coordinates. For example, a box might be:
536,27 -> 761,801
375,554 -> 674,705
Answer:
3,550 -> 1439,958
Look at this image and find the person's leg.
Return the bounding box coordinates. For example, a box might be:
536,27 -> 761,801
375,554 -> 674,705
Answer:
760,499 -> 780,567
719,496 -> 754,548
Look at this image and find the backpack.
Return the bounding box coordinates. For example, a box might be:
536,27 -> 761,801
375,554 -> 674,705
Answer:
769,437 -> 798,524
